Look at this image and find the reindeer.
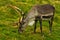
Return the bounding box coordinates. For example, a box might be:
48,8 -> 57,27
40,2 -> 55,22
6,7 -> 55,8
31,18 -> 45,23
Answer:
8,4 -> 55,35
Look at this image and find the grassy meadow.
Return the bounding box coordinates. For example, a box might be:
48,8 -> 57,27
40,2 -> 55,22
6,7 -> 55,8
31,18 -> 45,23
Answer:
0,0 -> 60,40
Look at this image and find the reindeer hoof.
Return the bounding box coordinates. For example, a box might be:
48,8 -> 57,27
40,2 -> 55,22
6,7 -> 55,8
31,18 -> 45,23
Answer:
42,35 -> 44,38
49,33 -> 51,36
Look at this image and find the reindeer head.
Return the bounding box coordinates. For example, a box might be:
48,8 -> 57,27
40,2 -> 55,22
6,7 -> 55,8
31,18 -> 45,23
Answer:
8,4 -> 27,33
18,13 -> 27,33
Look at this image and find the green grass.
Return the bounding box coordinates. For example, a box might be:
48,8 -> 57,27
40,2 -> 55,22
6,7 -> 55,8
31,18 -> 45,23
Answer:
0,0 -> 60,40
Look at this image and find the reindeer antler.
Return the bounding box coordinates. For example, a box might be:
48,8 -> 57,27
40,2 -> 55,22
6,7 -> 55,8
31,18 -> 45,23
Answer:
7,4 -> 24,25
8,4 -> 24,16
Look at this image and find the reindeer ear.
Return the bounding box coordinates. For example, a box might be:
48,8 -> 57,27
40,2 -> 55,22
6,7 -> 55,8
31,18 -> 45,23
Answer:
22,13 -> 26,20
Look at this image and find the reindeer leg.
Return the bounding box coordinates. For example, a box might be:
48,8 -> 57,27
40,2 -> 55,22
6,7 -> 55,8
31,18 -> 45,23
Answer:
39,17 -> 43,35
49,16 -> 53,34
34,18 -> 38,33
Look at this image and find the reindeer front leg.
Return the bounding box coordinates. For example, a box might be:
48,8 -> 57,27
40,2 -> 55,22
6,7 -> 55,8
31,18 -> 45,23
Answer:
34,18 -> 38,33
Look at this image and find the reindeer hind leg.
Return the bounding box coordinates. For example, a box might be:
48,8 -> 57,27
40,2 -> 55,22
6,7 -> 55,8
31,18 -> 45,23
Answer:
49,16 -> 54,34
39,17 -> 43,36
